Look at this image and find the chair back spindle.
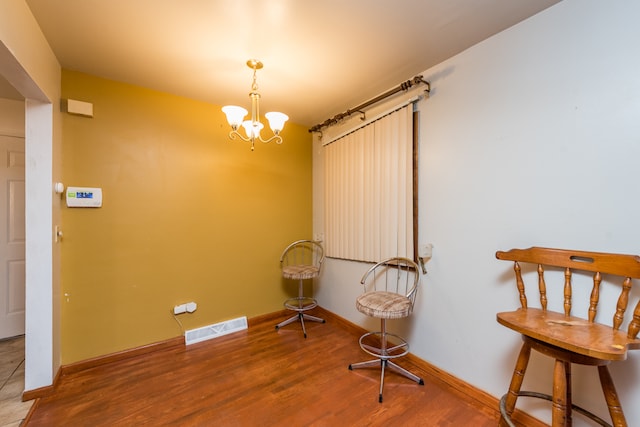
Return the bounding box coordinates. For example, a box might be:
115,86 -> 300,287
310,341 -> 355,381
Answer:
537,264 -> 547,310
514,262 -> 527,309
563,268 -> 572,316
614,277 -> 632,331
588,271 -> 602,323
630,303 -> 640,339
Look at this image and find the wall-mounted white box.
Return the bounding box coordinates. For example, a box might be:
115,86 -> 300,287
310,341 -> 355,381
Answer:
66,187 -> 102,208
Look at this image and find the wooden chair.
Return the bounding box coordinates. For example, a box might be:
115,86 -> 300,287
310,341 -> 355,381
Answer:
348,257 -> 424,403
496,247 -> 640,427
275,240 -> 325,338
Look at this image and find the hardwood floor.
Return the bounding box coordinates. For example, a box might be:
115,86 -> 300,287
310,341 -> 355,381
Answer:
26,308 -> 508,426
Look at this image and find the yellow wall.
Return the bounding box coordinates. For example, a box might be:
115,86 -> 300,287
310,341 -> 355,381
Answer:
60,70 -> 312,364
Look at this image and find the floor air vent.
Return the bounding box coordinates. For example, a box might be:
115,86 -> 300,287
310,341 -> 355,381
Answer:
185,316 -> 248,345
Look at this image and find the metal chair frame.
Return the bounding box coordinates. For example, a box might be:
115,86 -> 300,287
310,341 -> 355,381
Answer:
275,240 -> 325,338
349,257 -> 424,402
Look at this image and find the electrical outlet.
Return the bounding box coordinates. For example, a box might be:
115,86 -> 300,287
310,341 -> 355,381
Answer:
174,301 -> 197,315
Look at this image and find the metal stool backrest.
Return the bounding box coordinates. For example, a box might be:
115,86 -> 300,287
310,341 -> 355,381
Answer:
360,257 -> 420,315
280,239 -> 325,272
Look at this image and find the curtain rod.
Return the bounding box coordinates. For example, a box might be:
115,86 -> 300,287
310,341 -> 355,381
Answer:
308,75 -> 430,133
322,95 -> 421,146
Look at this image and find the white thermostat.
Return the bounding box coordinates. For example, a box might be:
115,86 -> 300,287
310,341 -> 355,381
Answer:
66,187 -> 103,208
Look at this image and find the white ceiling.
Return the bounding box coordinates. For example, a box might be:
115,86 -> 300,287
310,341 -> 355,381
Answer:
7,0 -> 561,127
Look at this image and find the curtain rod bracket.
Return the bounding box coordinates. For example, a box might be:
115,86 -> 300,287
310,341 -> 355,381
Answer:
309,75 -> 430,133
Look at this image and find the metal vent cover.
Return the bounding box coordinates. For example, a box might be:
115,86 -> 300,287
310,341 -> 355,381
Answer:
185,316 -> 248,345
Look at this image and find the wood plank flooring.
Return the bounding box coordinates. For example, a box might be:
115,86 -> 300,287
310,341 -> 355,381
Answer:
26,309 -> 505,426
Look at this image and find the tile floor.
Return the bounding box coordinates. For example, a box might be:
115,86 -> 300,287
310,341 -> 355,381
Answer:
0,336 -> 33,427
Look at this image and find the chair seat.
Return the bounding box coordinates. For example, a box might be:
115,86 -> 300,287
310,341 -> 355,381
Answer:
356,291 -> 412,319
497,308 -> 640,361
282,265 -> 320,280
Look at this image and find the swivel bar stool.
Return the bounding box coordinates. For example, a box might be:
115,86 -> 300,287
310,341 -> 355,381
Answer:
275,240 -> 325,338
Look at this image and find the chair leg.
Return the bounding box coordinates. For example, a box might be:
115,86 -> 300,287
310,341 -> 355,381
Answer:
566,362 -> 572,426
387,360 -> 425,385
500,341 -> 532,427
302,313 -> 325,324
598,365 -> 627,427
276,312 -> 324,339
349,359 -> 381,370
275,278 -> 324,338
276,314 -> 299,330
349,318 -> 423,403
379,360 -> 387,403
551,359 -> 570,427
275,314 -> 300,330
349,358 -> 423,403
299,313 -> 307,338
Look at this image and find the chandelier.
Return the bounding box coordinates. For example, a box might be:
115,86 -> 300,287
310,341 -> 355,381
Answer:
222,59 -> 289,151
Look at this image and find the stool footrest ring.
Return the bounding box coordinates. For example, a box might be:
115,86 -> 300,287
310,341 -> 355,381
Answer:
358,332 -> 409,359
499,391 -> 612,427
284,297 -> 318,312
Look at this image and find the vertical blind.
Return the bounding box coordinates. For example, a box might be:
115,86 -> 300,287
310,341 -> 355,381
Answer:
323,104 -> 414,262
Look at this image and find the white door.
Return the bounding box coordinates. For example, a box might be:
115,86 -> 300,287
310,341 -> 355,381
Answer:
0,135 -> 25,339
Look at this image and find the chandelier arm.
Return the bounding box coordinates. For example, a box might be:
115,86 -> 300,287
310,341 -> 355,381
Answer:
257,134 -> 284,145
228,130 -> 252,143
